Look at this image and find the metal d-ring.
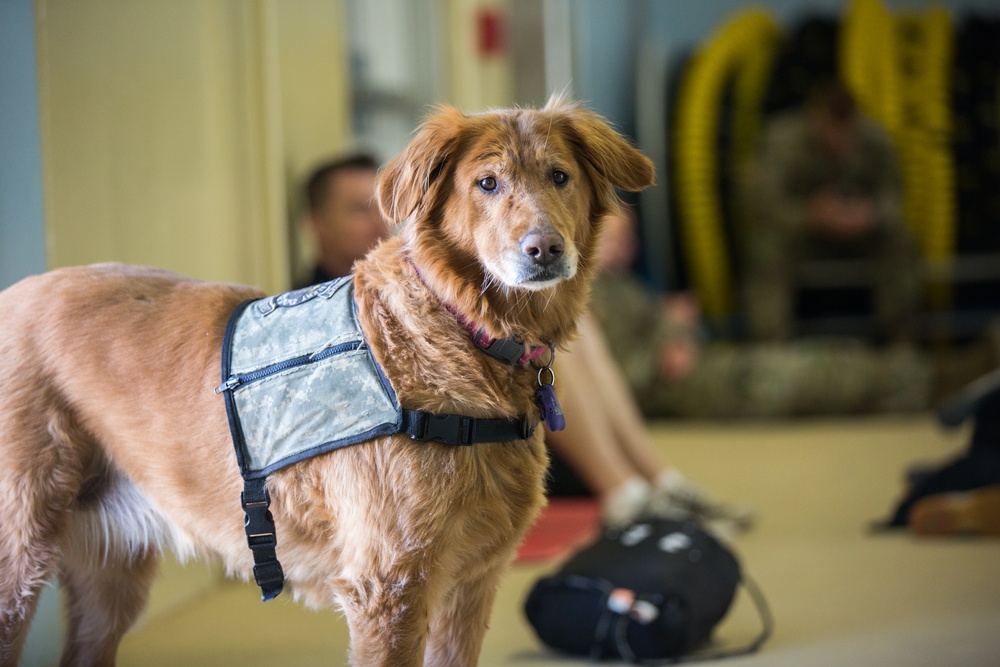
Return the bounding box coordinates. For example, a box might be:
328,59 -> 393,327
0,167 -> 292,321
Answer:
531,344 -> 556,371
532,344 -> 556,386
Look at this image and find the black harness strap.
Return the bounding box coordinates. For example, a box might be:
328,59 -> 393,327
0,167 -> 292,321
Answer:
240,477 -> 284,601
402,409 -> 534,445
236,412 -> 533,602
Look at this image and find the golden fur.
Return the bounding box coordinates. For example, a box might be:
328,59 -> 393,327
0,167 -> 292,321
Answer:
0,98 -> 653,666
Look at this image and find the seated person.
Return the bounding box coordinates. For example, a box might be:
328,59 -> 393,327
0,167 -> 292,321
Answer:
591,208 -> 943,419
548,312 -> 751,531
739,80 -> 921,342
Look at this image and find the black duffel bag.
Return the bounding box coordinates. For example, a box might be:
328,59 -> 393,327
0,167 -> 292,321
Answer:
524,517 -> 771,664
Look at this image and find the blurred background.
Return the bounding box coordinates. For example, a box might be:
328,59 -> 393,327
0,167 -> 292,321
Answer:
3,1 -> 1000,664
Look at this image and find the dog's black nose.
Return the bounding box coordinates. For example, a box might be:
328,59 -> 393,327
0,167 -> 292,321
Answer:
520,229 -> 565,265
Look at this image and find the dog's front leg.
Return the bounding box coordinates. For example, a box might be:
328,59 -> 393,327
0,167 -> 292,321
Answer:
337,573 -> 431,667
422,564 -> 505,667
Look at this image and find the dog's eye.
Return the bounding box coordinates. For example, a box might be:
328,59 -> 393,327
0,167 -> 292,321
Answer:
552,170 -> 569,187
479,177 -> 498,192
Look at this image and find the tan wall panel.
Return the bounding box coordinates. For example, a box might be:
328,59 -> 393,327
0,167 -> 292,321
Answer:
35,0 -> 306,292
276,0 -> 351,190
274,0 -> 352,281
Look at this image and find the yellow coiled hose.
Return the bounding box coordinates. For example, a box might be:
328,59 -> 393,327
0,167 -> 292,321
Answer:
903,9 -> 955,307
841,0 -> 904,136
674,9 -> 781,321
843,0 -> 955,307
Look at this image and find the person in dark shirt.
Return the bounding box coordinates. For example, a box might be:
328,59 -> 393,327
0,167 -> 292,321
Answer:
302,154 -> 389,285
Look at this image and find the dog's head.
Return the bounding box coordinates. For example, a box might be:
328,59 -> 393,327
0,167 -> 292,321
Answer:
376,97 -> 654,343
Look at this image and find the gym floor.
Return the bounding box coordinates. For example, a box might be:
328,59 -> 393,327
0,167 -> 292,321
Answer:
110,416 -> 1000,666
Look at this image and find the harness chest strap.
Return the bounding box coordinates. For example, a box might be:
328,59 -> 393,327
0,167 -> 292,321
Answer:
236,410 -> 535,602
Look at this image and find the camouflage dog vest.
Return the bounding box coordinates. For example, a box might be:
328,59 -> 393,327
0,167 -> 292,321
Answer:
217,276 -> 535,601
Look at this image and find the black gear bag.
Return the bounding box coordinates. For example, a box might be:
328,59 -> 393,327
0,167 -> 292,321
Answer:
524,518 -> 772,664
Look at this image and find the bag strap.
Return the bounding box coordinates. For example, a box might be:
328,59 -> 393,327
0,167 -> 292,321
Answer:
615,574 -> 774,665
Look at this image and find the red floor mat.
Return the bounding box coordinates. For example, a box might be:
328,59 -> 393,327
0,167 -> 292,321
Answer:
515,498 -> 601,564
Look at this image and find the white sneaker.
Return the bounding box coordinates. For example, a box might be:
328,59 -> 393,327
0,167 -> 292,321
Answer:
601,477 -> 653,528
648,469 -> 756,534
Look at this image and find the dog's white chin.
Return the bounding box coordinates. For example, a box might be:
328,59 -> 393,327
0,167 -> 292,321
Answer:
518,277 -> 565,291
507,264 -> 576,291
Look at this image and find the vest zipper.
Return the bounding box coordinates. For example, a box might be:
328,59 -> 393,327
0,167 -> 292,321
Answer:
215,340 -> 365,394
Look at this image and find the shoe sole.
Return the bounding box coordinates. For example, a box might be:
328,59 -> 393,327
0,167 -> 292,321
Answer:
909,485 -> 1000,537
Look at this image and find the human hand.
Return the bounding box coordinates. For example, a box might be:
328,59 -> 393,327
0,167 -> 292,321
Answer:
807,191 -> 875,240
838,197 -> 875,237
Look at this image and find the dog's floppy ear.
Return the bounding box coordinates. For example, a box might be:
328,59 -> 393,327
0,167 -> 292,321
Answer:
545,95 -> 655,193
376,106 -> 466,223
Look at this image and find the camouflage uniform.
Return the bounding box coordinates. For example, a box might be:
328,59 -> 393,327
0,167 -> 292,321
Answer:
591,273 -> 932,419
637,339 -> 931,419
740,111 -> 922,342
589,272 -> 677,394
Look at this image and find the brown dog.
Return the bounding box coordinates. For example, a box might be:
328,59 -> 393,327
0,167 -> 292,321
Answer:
0,98 -> 653,666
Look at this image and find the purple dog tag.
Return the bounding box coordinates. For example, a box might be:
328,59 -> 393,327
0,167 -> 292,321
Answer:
535,383 -> 566,431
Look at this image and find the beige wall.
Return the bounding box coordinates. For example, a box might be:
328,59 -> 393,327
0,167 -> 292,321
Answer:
35,0 -> 351,294
274,1 -> 352,281
446,0 -> 513,111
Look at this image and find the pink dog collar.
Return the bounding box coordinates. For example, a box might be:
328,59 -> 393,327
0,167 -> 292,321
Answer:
463,318 -> 550,366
